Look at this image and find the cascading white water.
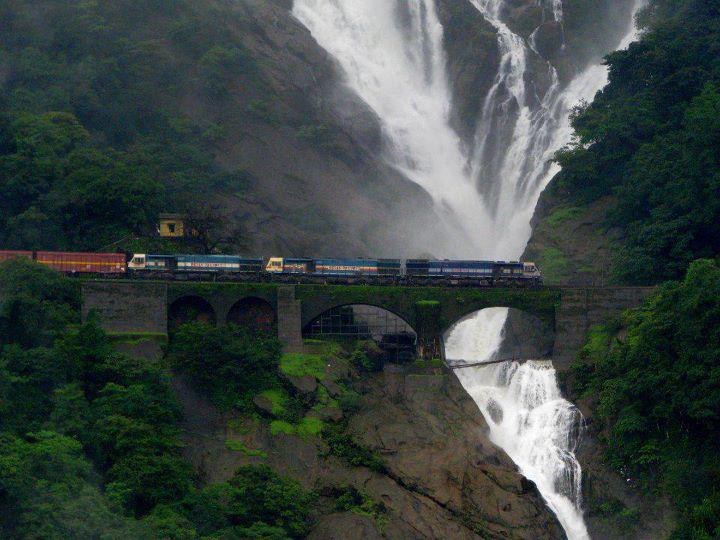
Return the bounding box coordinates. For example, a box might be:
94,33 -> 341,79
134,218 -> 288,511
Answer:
445,309 -> 589,537
292,1 -> 642,537
292,0 -> 493,256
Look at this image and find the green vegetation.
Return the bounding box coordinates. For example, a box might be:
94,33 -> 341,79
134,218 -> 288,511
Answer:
350,340 -> 384,373
572,260 -> 720,537
0,260 -> 314,538
280,352 -> 327,380
544,206 -> 584,228
179,465 -> 315,539
333,486 -> 388,528
260,388 -> 292,417
0,0 -> 261,252
322,423 -> 386,473
588,496 -> 641,534
535,247 -> 570,286
553,0 -> 720,284
224,440 -> 267,458
167,322 -> 282,411
270,416 -> 324,440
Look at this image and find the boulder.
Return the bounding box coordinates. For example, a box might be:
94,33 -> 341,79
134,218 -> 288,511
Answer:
285,374 -> 318,396
253,394 -> 275,416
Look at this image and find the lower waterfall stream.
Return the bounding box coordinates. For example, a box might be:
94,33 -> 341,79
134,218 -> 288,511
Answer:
445,309 -> 589,538
292,1 -> 643,537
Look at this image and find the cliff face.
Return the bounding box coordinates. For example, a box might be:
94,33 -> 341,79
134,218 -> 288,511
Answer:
177,0 -> 437,257
523,188 -> 623,286
174,360 -> 563,539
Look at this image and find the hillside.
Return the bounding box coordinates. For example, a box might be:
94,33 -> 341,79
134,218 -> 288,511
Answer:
1,0 -> 635,258
525,0 -> 720,286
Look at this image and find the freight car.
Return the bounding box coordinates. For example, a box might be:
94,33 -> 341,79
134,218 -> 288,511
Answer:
0,251 -> 33,263
0,250 -> 126,275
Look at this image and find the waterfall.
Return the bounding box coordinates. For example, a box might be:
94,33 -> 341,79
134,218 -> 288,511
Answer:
292,1 -> 643,537
445,309 -> 589,537
292,0 -> 492,257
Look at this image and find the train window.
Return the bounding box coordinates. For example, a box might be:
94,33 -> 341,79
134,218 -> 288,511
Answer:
502,268 -> 511,274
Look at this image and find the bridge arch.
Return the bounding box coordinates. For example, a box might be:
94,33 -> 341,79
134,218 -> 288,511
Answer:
168,295 -> 216,330
227,296 -> 276,332
303,303 -> 418,361
443,307 -> 554,365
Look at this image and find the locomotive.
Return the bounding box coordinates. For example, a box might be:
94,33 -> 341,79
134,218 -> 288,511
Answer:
0,250 -> 543,287
128,254 -> 543,286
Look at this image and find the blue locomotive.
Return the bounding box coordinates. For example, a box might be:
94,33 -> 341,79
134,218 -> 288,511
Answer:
128,254 -> 542,286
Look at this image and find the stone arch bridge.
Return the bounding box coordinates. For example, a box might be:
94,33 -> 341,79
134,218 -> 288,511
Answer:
82,280 -> 654,370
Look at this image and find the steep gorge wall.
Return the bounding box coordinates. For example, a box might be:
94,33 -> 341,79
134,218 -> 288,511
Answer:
227,0 -> 638,257
174,363 -> 564,539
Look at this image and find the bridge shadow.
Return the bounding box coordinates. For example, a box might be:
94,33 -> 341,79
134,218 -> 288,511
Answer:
227,297 -> 276,333
169,295 -> 217,330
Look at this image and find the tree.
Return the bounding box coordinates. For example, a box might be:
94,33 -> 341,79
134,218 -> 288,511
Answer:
180,465 -> 314,539
168,322 -> 281,410
575,259 -> 720,537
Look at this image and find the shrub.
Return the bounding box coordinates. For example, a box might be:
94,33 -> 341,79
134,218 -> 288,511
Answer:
168,322 -> 282,410
322,424 -> 385,473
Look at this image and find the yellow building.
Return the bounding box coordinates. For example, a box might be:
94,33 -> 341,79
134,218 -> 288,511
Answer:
158,214 -> 187,238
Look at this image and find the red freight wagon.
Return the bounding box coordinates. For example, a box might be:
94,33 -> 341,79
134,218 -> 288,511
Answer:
35,251 -> 126,274
0,250 -> 33,263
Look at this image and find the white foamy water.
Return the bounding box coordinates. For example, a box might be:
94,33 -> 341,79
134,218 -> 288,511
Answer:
292,1 -> 643,537
293,0 -> 492,256
446,309 -> 588,538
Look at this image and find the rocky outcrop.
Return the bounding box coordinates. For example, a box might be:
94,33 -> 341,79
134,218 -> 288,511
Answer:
524,185 -> 624,286
574,413 -> 675,540
347,367 -> 564,539
435,0 -> 500,141
173,364 -> 564,539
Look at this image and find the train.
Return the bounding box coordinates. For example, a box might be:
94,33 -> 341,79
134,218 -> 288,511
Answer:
0,250 -> 543,287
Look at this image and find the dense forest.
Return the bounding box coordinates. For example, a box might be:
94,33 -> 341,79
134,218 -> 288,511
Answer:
553,0 -> 720,284
573,260 -> 720,538
555,0 -> 720,537
0,259 -> 316,538
0,0 -> 260,252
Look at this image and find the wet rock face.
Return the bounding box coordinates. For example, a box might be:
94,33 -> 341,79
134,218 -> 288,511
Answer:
174,366 -> 564,539
172,0 -> 438,258
434,0 -> 500,141
574,397 -> 676,540
347,369 -> 564,539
